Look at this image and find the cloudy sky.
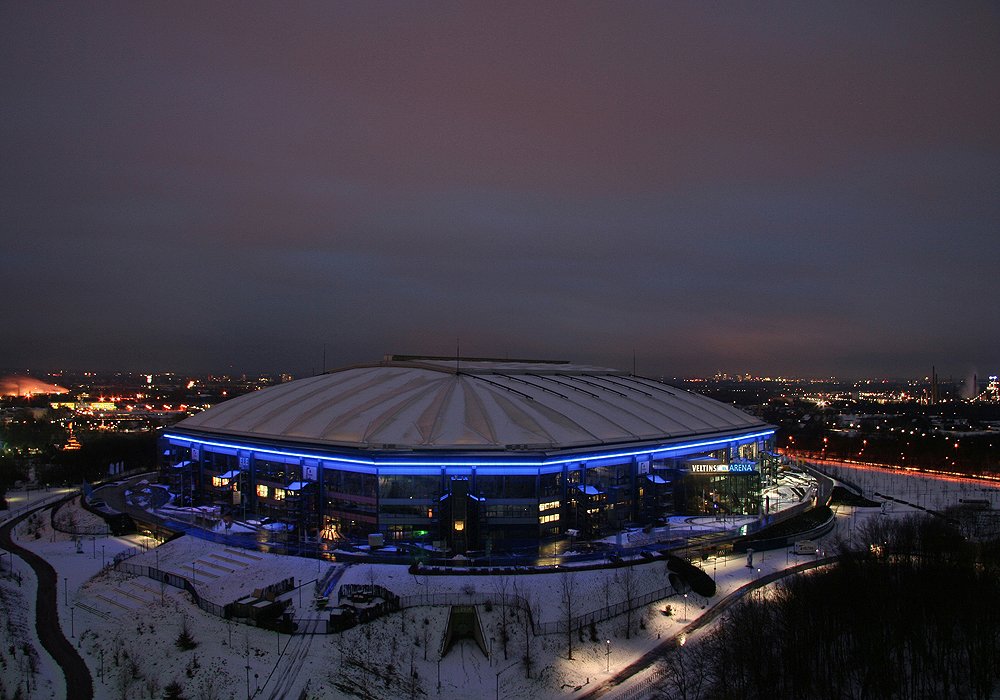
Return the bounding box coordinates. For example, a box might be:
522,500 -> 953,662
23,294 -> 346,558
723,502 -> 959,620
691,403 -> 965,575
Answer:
2,2 -> 998,379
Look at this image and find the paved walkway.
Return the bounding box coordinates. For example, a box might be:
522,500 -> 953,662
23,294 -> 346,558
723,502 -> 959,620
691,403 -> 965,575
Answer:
0,496 -> 95,700
579,555 -> 842,700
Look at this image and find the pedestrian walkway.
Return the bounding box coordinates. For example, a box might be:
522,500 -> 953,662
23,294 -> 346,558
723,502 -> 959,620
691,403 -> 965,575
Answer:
0,496 -> 94,700
579,555 -> 842,700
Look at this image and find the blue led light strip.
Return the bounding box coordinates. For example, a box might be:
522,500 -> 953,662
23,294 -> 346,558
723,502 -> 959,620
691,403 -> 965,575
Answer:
163,429 -> 775,469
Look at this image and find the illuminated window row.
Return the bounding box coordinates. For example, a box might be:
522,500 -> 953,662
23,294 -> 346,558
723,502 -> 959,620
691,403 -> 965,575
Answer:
539,513 -> 560,524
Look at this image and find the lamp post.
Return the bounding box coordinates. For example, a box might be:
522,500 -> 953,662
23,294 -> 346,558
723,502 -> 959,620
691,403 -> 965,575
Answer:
64,577 -> 68,606
71,606 -> 75,638
683,593 -> 688,622
605,639 -> 611,672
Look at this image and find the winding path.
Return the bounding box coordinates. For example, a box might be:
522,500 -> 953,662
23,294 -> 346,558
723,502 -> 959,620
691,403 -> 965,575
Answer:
0,497 -> 95,700
579,555 -> 843,700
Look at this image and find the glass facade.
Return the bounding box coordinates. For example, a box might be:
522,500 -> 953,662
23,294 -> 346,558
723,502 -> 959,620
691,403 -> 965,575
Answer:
160,429 -> 773,551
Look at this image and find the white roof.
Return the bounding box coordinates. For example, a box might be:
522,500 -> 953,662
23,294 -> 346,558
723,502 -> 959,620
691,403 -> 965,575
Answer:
175,357 -> 768,453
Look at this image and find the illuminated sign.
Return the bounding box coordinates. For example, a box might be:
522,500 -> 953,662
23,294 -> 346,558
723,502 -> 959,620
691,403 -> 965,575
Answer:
690,463 -> 757,474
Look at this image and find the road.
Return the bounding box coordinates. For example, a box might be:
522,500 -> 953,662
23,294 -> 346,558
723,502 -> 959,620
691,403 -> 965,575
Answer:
0,495 -> 95,700
579,555 -> 842,700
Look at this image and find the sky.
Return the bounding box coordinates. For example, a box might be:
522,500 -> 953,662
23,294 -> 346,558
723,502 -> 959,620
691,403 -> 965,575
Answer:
2,2 -> 999,380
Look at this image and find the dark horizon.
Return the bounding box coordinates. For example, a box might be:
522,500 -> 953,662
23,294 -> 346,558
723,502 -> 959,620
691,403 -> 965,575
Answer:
2,3 -> 998,380
0,362 -> 982,386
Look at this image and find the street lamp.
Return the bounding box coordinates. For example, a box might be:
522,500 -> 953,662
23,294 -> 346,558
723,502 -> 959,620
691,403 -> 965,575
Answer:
683,593 -> 688,621
605,640 -> 611,672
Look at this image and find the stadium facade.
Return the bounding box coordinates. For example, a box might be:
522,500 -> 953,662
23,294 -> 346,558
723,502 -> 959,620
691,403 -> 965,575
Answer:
160,356 -> 776,552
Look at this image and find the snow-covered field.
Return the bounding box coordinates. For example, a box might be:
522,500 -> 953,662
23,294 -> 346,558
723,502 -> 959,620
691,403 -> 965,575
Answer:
2,465 -> 997,699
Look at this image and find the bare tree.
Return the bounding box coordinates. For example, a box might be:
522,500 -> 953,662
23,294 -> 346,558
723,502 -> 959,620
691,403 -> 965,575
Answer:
513,580 -> 540,679
491,574 -> 512,660
142,673 -> 160,699
601,570 -> 614,614
660,635 -> 713,700
614,565 -> 639,639
559,572 -> 577,659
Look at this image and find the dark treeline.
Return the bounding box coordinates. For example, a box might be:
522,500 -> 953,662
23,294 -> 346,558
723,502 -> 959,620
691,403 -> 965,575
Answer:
0,432 -> 158,503
659,515 -> 1000,699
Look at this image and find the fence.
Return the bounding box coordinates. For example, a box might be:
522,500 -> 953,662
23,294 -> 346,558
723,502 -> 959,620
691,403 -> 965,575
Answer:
398,583 -> 675,638
534,584 -> 674,636
609,668 -> 666,700
0,489 -> 79,526
115,559 -> 229,619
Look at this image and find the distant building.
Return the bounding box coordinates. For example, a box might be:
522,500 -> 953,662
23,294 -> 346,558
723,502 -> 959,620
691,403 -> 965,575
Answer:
160,356 -> 774,552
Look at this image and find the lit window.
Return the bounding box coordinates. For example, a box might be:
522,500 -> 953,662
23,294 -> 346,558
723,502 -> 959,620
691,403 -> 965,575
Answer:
256,484 -> 269,498
454,520 -> 465,532
540,513 -> 560,524
212,476 -> 229,488
274,488 -> 286,501
539,500 -> 560,512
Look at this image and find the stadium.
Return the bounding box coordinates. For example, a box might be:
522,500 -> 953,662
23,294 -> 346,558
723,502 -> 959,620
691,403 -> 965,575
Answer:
160,356 -> 776,553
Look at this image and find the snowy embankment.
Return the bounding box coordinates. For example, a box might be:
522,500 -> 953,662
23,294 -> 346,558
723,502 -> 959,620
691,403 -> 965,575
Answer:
11,465 -> 996,700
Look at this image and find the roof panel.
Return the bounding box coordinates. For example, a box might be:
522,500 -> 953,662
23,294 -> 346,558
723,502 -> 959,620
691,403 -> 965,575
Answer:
176,359 -> 769,451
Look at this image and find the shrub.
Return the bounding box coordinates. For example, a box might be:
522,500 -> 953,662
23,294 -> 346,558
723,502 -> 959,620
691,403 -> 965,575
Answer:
175,619 -> 198,651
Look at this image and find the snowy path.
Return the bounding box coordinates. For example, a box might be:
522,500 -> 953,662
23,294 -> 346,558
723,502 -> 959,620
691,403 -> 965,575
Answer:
579,555 -> 841,700
0,496 -> 92,700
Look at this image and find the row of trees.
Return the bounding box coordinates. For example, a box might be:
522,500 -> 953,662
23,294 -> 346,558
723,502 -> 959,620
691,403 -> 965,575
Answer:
656,515 -> 1000,699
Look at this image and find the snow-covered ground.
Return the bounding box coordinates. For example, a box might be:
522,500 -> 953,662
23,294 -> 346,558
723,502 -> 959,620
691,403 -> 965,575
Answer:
1,486 -> 76,525
3,465 -> 995,699
810,459 -> 1000,510
0,548 -> 64,700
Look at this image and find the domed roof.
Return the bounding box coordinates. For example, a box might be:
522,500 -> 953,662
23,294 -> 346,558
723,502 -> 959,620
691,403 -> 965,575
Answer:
175,357 -> 768,454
